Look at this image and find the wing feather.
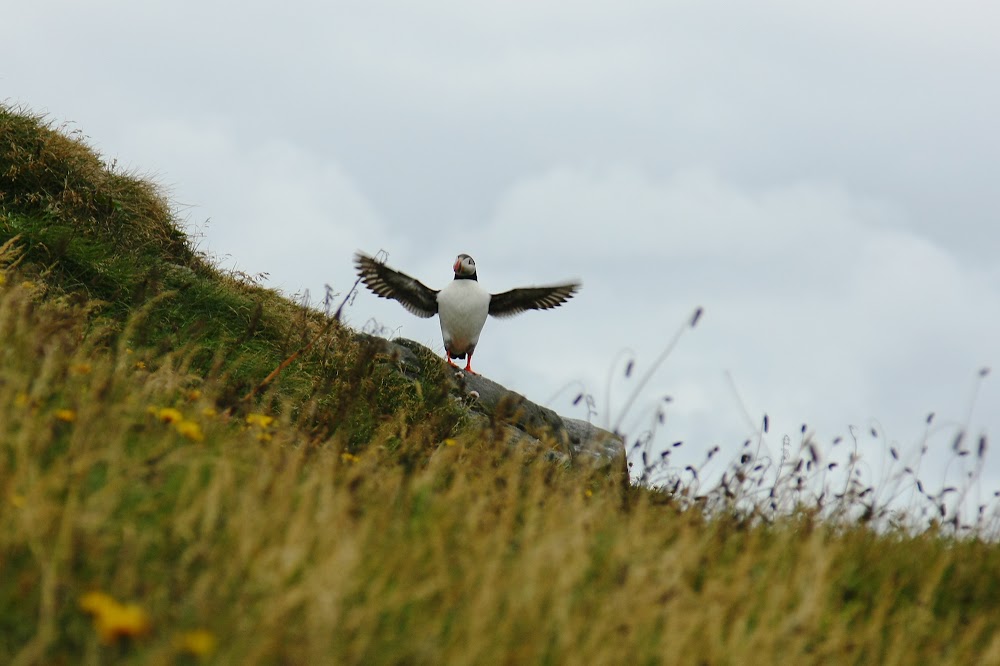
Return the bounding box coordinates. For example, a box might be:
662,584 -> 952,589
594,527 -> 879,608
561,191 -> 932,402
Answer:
353,251 -> 439,318
488,281 -> 581,318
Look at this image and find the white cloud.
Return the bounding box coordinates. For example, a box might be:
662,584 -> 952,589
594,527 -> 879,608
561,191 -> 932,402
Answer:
114,117 -> 387,299
482,165 -> 896,275
473,166 -> 998,472
3,0 -> 998,498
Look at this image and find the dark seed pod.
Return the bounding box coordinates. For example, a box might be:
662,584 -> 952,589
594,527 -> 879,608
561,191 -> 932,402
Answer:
953,431 -> 965,452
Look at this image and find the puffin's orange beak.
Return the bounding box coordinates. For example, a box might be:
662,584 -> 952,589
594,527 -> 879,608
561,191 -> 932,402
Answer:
453,259 -> 461,273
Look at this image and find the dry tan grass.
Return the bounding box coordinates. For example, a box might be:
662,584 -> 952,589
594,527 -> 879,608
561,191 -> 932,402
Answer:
2,280 -> 1000,665
3,102 -> 1000,665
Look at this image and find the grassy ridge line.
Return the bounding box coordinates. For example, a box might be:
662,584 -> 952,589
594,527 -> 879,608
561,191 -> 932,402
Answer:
2,104 -> 1000,663
0,104 -> 465,445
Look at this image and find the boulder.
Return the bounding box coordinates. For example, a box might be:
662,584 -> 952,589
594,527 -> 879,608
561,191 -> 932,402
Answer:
372,336 -> 623,462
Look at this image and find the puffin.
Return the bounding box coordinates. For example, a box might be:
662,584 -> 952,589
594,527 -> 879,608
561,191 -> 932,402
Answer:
353,251 -> 581,374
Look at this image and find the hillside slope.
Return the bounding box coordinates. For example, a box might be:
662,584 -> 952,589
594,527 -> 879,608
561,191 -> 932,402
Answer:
2,105 -> 1000,665
0,104 -> 617,458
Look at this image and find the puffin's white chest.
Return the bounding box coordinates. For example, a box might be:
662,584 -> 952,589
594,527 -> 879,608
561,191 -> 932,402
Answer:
436,280 -> 490,354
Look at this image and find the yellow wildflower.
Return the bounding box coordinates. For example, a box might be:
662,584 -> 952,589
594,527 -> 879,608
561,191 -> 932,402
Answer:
340,452 -> 360,464
186,389 -> 202,401
246,413 -> 274,428
175,629 -> 217,657
134,361 -> 146,370
201,407 -> 217,418
70,363 -> 92,375
174,419 -> 204,442
79,592 -> 151,644
54,409 -> 76,423
157,407 -> 183,424
95,604 -> 150,644
444,438 -> 458,447
585,489 -> 594,498
79,591 -> 118,616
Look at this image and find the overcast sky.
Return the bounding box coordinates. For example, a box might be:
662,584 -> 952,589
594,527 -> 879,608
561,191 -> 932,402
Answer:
5,1 -> 999,502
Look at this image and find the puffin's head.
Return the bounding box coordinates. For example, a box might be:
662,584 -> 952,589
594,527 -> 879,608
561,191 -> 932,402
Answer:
453,254 -> 477,277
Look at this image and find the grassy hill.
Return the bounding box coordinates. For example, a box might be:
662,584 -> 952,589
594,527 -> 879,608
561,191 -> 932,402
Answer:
2,104 -> 1000,664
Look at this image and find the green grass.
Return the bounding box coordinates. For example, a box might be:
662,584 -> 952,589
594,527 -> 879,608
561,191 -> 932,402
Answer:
2,103 -> 1000,664
0,105 -> 464,442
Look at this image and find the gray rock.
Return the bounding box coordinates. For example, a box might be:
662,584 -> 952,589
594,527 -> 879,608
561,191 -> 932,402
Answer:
563,416 -> 627,461
164,262 -> 198,285
372,336 -> 624,463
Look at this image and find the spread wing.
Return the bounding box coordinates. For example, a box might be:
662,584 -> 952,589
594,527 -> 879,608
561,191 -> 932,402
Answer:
353,251 -> 439,318
488,281 -> 581,318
